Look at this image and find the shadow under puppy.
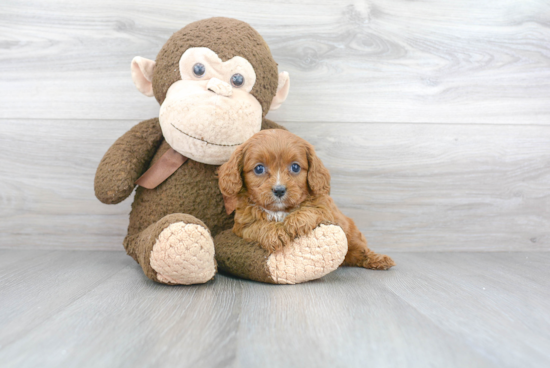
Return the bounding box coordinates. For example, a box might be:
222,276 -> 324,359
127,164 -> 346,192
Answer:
218,129 -> 395,270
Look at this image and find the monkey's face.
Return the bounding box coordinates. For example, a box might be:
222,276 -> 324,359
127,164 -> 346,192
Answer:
157,48 -> 262,165
131,18 -> 290,166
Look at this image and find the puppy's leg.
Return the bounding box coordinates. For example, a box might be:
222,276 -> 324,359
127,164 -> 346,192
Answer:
342,220 -> 395,270
238,220 -> 291,254
283,205 -> 334,240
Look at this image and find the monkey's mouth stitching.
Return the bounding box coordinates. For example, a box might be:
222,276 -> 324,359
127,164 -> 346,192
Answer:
170,123 -> 242,147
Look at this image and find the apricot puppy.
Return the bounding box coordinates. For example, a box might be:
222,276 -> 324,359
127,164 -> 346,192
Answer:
218,129 -> 395,270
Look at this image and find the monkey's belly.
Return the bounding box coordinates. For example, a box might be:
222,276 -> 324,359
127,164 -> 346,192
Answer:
127,158 -> 233,238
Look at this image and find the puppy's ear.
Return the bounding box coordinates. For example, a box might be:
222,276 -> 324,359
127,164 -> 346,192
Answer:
306,143 -> 331,196
218,143 -> 246,197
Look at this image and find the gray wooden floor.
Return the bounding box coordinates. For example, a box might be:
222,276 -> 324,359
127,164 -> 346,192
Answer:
0,250 -> 549,368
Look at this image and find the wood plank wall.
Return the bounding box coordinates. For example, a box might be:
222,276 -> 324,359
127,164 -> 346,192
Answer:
1,0 -> 549,251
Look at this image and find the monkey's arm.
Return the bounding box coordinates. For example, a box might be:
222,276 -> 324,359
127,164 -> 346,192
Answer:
94,118 -> 164,204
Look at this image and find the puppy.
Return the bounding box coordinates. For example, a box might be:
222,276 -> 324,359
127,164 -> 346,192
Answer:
218,129 -> 395,270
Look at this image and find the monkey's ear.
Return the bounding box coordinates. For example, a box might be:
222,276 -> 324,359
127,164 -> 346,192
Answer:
131,56 -> 156,97
269,71 -> 290,111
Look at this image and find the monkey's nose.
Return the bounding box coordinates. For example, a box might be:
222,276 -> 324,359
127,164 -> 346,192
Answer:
272,185 -> 286,198
207,78 -> 232,97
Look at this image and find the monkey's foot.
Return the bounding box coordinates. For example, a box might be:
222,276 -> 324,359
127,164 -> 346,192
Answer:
267,224 -> 348,284
149,221 -> 216,285
214,224 -> 347,284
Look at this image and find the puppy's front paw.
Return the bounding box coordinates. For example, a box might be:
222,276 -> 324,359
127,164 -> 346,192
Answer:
283,216 -> 323,240
259,227 -> 291,254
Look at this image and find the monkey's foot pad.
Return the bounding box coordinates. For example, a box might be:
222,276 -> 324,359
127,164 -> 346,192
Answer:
150,222 -> 216,285
266,224 -> 348,285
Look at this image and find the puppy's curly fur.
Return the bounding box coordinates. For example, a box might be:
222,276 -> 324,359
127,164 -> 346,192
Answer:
218,129 -> 395,270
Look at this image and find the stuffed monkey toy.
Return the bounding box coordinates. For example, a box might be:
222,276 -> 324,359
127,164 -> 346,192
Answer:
94,17 -> 348,285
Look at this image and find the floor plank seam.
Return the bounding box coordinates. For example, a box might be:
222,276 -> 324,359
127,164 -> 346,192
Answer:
0,264 -> 133,350
2,118 -> 550,128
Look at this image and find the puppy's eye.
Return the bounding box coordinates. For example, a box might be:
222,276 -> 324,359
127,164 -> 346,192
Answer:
254,164 -> 265,175
290,163 -> 301,173
231,73 -> 244,87
193,63 -> 206,77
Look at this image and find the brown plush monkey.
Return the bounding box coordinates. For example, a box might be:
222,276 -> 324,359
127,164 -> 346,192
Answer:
95,17 -> 348,285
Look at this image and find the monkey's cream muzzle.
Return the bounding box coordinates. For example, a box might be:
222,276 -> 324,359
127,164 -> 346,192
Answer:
131,46 -> 290,166
159,79 -> 262,165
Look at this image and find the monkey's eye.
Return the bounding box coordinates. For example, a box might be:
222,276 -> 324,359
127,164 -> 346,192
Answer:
290,163 -> 301,173
230,73 -> 244,87
254,164 -> 265,175
193,63 -> 206,77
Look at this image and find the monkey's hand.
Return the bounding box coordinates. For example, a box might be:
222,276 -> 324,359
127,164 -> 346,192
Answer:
94,118 -> 163,204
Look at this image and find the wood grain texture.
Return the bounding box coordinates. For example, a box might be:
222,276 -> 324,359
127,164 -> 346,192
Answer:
0,250 -> 129,348
289,122 -> 550,251
380,252 -> 550,367
1,0 -> 549,123
0,250 -> 242,368
0,119 -> 135,250
1,0 -> 549,251
236,268 -> 492,367
1,119 -> 549,251
0,250 -> 549,367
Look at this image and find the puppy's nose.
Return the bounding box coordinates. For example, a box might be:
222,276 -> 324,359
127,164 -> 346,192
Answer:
272,185 -> 286,198
207,77 -> 232,97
